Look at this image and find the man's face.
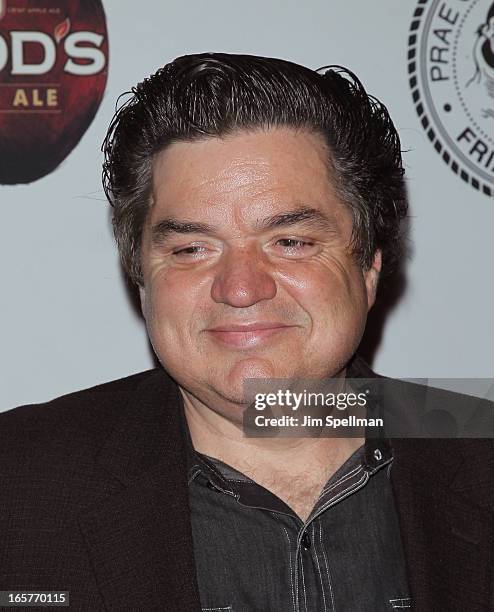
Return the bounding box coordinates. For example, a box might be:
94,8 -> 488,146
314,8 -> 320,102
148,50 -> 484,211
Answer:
139,127 -> 380,412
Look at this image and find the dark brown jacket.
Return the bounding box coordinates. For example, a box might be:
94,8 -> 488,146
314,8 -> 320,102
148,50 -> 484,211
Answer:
1,361 -> 493,611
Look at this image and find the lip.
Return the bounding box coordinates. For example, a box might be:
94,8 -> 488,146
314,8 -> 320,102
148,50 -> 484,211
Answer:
205,322 -> 295,348
207,322 -> 291,332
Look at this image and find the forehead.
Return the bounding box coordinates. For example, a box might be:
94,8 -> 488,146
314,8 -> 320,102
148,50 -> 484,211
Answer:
150,127 -> 343,225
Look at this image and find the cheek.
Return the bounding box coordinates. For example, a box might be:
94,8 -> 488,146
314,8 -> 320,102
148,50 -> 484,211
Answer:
144,270 -> 208,341
279,262 -> 367,319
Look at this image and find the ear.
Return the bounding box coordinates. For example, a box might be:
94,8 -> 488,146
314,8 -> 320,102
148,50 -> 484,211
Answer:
363,249 -> 382,311
138,285 -> 146,316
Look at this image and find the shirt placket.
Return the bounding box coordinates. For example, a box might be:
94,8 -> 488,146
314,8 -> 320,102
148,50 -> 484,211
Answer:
291,464 -> 372,612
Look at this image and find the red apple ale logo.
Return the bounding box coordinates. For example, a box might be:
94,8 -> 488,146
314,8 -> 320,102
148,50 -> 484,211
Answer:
0,0 -> 108,184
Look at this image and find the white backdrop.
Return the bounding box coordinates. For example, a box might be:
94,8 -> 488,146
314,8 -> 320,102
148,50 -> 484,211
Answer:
1,0 -> 493,411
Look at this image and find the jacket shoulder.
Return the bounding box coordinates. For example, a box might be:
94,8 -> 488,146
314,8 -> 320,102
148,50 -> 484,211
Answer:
0,369 -> 162,462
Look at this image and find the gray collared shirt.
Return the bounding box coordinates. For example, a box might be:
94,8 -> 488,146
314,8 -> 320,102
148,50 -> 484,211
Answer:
180,404 -> 411,612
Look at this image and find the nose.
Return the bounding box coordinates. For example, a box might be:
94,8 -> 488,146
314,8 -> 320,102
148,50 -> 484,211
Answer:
210,244 -> 277,307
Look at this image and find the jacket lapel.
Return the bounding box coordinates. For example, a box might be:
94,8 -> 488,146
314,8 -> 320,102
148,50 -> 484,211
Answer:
350,356 -> 494,611
391,439 -> 494,611
78,369 -> 202,611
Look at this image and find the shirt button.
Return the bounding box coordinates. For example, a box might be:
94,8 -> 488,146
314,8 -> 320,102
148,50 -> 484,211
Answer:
301,532 -> 311,550
373,448 -> 383,461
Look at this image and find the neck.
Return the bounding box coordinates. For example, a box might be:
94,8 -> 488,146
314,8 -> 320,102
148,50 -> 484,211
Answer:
180,386 -> 365,480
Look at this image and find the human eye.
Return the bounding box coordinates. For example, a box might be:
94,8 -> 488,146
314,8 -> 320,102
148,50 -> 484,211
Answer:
277,238 -> 313,248
171,244 -> 209,259
274,238 -> 316,257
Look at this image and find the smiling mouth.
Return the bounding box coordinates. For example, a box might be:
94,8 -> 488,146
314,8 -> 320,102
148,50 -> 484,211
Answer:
205,323 -> 296,348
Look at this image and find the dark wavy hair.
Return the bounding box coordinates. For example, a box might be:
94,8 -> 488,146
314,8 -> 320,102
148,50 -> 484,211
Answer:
102,52 -> 407,287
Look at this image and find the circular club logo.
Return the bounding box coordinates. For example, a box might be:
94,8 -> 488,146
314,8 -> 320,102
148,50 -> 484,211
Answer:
409,1 -> 494,196
0,0 -> 108,184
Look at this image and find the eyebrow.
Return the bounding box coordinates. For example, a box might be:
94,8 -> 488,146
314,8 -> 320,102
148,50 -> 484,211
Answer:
150,206 -> 339,246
